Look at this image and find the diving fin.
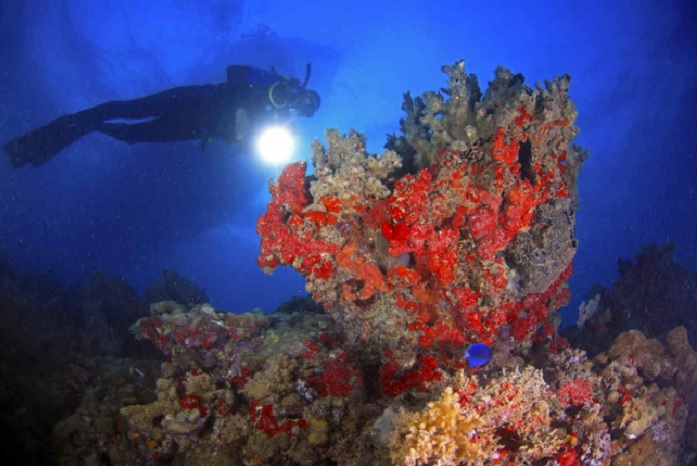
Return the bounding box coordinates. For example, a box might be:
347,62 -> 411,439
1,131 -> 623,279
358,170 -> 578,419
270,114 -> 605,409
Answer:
3,114 -> 99,168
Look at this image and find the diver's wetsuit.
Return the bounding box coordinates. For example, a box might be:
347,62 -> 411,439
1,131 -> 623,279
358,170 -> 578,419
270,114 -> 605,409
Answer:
88,85 -> 227,144
3,65 -> 319,168
95,66 -> 277,144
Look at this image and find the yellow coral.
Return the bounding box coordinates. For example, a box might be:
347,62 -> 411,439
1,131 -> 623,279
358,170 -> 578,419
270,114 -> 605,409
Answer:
389,387 -> 485,466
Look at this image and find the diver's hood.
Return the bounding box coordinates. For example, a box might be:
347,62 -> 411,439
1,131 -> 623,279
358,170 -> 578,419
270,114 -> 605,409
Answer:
292,89 -> 320,117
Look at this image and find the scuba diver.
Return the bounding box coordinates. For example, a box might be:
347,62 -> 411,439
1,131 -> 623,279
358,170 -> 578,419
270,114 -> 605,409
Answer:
3,64 -> 320,168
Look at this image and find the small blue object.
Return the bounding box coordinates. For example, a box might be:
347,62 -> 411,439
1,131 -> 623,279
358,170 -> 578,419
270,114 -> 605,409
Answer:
464,343 -> 492,367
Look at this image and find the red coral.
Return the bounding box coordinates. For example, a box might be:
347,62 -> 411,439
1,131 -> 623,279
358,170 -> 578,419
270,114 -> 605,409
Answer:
270,161 -> 308,214
515,107 -> 533,126
501,182 -> 536,236
256,162 -> 339,273
380,354 -> 442,396
557,379 -> 594,407
138,318 -> 169,351
491,127 -> 519,166
180,394 -> 207,417
214,398 -> 234,417
555,446 -> 581,466
308,359 -> 363,397
336,242 -> 388,300
228,366 -> 255,389
425,227 -> 460,285
618,385 -> 632,405
249,400 -> 308,436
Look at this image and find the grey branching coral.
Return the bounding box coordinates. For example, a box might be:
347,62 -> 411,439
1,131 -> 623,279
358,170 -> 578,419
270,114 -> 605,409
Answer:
310,128 -> 402,201
392,61 -> 585,178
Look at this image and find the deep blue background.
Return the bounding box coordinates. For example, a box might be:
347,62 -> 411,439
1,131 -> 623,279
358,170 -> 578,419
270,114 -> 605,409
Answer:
1,0 -> 695,323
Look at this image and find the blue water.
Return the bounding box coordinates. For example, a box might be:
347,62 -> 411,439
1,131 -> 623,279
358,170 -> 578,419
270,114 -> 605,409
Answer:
0,0 -> 695,325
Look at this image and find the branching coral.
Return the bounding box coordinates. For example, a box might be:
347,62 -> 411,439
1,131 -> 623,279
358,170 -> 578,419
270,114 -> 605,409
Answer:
389,387 -> 486,465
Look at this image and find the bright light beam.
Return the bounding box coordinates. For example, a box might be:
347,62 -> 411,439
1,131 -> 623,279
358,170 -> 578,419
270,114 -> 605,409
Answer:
255,126 -> 295,165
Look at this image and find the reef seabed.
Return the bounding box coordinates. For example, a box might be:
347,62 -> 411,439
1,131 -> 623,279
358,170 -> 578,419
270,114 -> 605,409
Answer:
56,302 -> 696,465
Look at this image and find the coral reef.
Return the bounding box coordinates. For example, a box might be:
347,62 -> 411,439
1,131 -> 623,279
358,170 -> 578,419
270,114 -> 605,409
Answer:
115,301 -> 377,464
52,357 -> 160,466
388,366 -> 574,466
565,242 -> 697,355
593,326 -> 695,465
257,61 -> 585,375
91,300 -> 695,465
